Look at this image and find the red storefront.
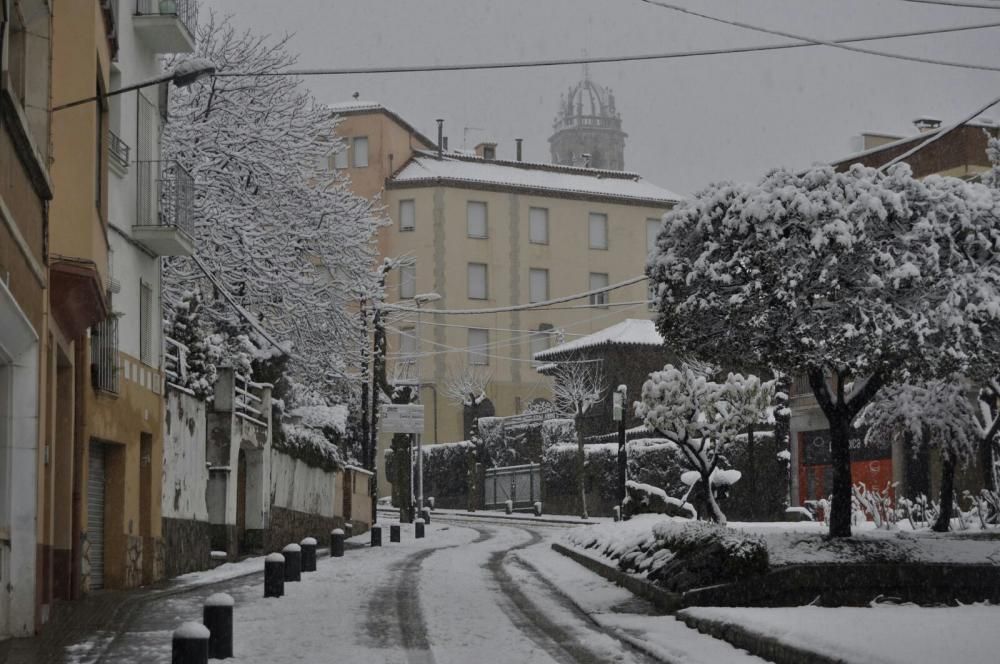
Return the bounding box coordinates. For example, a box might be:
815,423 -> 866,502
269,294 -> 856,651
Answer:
797,428 -> 893,505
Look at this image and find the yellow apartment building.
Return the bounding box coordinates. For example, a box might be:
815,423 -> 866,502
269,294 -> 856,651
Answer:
326,97 -> 680,494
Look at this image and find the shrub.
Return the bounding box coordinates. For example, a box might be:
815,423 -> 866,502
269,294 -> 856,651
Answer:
385,440 -> 475,502
541,419 -> 576,449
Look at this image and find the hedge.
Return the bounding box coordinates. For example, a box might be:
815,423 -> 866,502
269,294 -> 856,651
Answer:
385,440 -> 475,507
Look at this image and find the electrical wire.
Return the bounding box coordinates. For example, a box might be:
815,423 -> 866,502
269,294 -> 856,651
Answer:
637,0 -> 1000,74
894,0 -> 1000,9
379,275 -> 647,315
210,20 -> 1000,78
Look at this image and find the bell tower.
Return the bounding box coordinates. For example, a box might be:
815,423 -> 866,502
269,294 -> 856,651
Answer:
548,72 -> 627,170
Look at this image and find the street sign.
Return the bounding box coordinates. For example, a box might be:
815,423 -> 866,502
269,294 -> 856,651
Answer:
380,404 -> 425,434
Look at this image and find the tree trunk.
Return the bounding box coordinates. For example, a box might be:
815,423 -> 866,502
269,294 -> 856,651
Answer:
746,426 -> 756,520
700,468 -> 726,524
828,414 -> 854,538
576,416 -> 588,519
933,455 -> 956,532
979,437 -> 997,495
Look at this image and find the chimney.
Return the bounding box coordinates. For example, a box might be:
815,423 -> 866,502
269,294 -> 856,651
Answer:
515,138 -> 523,162
436,119 -> 444,159
475,142 -> 497,160
913,116 -> 942,133
582,153 -> 592,168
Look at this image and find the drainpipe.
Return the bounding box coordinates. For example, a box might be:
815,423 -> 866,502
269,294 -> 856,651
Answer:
436,119 -> 444,159
515,138 -> 523,162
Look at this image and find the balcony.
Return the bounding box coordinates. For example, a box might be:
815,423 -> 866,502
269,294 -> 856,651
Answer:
133,160 -> 195,256
109,130 -> 130,176
133,0 -> 197,53
91,315 -> 120,395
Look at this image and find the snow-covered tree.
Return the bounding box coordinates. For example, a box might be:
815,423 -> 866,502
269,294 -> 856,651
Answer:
552,362 -> 607,518
165,288 -> 218,399
858,378 -> 980,531
984,131 -> 1000,190
648,163 -> 1000,536
162,14 -> 385,393
636,364 -> 773,523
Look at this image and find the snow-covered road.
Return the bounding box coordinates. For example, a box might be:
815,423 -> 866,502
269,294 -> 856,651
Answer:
80,517 -> 662,663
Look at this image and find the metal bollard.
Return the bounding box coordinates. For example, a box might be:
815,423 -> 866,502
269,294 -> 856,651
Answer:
370,524 -> 382,547
264,553 -> 285,598
534,501 -> 543,517
172,621 -> 209,664
415,518 -> 425,539
343,522 -> 354,539
331,528 -> 345,557
613,506 -> 621,522
420,507 -> 431,524
203,593 -> 234,660
282,543 -> 302,582
390,523 -> 401,542
505,500 -> 513,515
300,537 -> 317,572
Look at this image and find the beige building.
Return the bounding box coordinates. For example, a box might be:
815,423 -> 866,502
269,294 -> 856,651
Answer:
326,101 -> 680,493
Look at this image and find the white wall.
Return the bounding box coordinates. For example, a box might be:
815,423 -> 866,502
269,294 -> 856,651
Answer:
270,450 -> 337,518
162,389 -> 208,521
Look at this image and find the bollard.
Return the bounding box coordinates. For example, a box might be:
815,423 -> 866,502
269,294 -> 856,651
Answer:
282,543 -> 302,582
370,524 -> 382,547
203,593 -> 234,659
420,507 -> 431,524
428,497 -> 435,510
300,537 -> 317,572
415,518 -> 425,539
264,553 -> 285,598
613,506 -> 621,522
331,528 -> 345,557
534,501 -> 543,517
172,621 -> 209,664
505,500 -> 513,515
343,522 -> 354,539
390,523 -> 401,543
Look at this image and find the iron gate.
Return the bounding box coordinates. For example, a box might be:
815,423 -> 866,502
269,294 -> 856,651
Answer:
484,463 -> 541,509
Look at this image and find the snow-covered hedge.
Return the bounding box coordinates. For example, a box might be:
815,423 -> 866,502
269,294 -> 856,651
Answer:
541,419 -> 575,448
385,440 -> 476,506
277,422 -> 346,472
564,516 -> 769,592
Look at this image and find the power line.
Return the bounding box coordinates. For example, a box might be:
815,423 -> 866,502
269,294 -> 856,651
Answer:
210,20 -> 1000,79
379,275 -> 648,315
638,0 -> 1000,74
878,92 -> 1000,171
894,0 -> 1000,9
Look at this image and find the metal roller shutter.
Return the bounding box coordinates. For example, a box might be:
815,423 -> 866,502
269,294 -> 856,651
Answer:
87,444 -> 105,590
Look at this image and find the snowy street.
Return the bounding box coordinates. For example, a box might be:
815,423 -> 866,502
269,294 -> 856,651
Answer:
69,515 -> 700,663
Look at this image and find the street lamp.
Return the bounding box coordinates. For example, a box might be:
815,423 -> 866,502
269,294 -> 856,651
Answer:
53,57 -> 216,112
412,291 -> 441,513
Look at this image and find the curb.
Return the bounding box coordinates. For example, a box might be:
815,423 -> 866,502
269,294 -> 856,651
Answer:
550,542 -> 681,613
677,612 -> 848,664
378,507 -> 600,527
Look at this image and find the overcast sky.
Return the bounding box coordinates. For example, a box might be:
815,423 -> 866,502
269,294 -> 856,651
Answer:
206,0 -> 1000,195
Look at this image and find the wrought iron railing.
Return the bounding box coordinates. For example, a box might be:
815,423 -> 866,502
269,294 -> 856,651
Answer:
91,316 -> 120,394
135,0 -> 197,37
109,131 -> 130,170
136,160 -> 195,238
235,372 -> 268,427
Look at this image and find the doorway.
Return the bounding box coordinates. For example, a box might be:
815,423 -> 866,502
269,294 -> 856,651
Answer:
236,450 -> 247,553
87,443 -> 106,590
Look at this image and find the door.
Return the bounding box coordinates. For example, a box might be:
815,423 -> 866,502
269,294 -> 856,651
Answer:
236,450 -> 247,552
87,444 -> 106,590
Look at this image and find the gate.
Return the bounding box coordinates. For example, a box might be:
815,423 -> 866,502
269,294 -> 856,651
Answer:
484,463 -> 541,510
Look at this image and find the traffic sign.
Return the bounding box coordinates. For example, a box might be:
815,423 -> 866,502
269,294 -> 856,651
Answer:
380,404 -> 425,434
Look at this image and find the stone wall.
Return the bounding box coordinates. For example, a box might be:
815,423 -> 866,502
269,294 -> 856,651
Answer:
162,389 -> 209,521
270,449 -> 336,517
263,506 -> 337,554
162,518 -> 213,578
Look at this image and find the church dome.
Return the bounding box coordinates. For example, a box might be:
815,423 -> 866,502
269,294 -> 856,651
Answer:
549,73 -> 627,170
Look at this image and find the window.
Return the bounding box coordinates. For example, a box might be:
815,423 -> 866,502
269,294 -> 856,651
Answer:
399,327 -> 417,366
589,272 -> 609,307
399,199 -> 416,231
140,281 -> 153,364
468,329 -> 489,366
530,327 -> 552,364
589,212 -> 608,249
648,282 -> 658,311
529,268 -> 548,303
333,148 -> 349,170
352,136 -> 369,167
399,264 -> 416,299
529,207 -> 549,244
468,263 -> 488,300
467,201 -> 488,238
647,218 -> 661,253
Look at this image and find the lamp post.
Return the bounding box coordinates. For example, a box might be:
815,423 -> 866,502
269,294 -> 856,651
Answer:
53,58 -> 216,112
412,292 -> 441,512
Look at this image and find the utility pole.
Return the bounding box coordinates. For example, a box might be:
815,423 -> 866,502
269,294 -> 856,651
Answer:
615,384 -> 628,507
359,297 -> 370,491
369,266 -> 391,525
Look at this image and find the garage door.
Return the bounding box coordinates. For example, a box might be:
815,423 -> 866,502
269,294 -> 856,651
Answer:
87,444 -> 105,590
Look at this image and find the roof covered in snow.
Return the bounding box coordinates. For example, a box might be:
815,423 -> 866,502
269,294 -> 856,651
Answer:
389,151 -> 681,206
325,101 -> 436,149
534,318 -> 664,361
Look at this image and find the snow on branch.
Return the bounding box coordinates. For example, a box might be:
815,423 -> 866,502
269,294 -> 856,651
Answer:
444,366 -> 492,407
551,361 -> 607,418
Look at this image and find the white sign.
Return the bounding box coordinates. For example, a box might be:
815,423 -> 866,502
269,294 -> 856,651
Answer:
380,404 -> 425,434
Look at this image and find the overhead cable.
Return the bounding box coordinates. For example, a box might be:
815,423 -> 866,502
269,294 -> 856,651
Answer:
638,0 -> 1000,74
894,0 -> 1000,9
